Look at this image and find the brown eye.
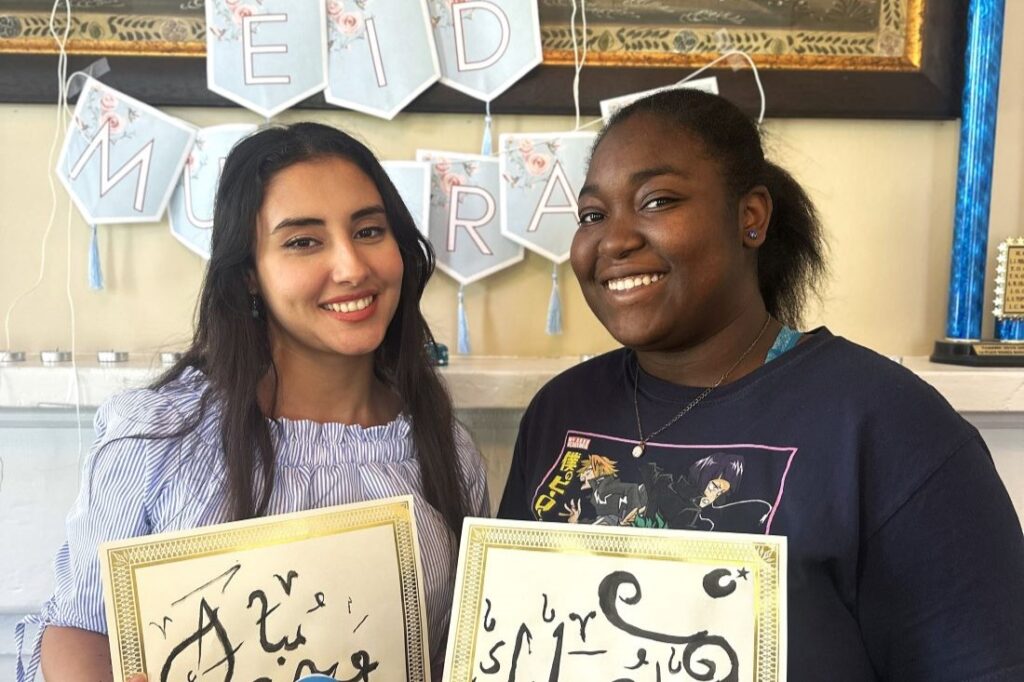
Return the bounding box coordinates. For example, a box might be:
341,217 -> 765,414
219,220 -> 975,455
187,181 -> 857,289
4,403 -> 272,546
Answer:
578,210 -> 604,226
642,196 -> 676,210
354,226 -> 386,240
284,237 -> 319,249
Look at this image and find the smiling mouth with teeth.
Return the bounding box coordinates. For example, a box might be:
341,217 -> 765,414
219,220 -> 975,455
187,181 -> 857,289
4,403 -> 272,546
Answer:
321,295 -> 375,313
605,273 -> 664,291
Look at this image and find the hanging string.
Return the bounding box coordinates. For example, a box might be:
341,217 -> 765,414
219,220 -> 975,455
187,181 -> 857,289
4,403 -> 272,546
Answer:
14,4 -> 80,682
3,0 -> 73,352
480,100 -> 493,156
88,224 -> 104,290
457,284 -> 471,354
677,49 -> 766,125
569,0 -> 588,131
566,49 -> 767,136
546,263 -> 563,336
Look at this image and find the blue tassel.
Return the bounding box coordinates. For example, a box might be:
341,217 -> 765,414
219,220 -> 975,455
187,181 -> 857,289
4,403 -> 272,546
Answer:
457,285 -> 471,354
88,224 -> 104,290
481,101 -> 493,156
546,264 -> 563,335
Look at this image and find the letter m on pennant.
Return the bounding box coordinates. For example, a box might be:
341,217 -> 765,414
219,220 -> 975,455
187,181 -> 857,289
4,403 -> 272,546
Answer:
69,122 -> 154,213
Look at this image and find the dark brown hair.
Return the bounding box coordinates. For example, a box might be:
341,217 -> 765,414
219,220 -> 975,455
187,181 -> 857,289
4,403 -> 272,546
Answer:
156,122 -> 469,534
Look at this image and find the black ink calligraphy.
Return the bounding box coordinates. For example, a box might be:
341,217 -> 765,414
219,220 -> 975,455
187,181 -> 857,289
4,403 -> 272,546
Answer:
248,589 -> 307,652
598,571 -> 739,682
702,569 -> 738,599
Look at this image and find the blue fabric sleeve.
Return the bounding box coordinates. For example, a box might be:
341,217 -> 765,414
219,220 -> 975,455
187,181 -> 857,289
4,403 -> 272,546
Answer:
856,435 -> 1024,681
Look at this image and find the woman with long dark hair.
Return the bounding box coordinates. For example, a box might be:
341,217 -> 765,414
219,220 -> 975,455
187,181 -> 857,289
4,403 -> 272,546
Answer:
29,122 -> 488,680
499,89 -> 1024,679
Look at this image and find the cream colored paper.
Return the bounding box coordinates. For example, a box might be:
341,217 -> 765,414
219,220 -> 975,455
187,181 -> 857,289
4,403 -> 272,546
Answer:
443,519 -> 786,682
98,495 -> 428,682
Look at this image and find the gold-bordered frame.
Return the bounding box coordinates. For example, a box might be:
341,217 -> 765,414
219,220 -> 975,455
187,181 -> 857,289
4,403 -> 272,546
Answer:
445,520 -> 786,682
994,238 -> 1024,320
0,0 -> 965,119
99,496 -> 426,681
540,0 -> 923,72
2,0 -> 920,71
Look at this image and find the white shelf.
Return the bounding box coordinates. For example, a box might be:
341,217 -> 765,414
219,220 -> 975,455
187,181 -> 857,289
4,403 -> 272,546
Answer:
1,355 -> 1022,413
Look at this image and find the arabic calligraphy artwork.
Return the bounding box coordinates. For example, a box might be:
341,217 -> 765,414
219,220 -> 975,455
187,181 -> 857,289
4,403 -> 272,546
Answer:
443,519 -> 787,682
98,496 -> 428,681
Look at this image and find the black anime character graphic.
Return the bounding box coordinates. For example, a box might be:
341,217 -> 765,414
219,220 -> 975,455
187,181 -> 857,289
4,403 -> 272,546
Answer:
562,455 -> 648,526
639,454 -> 774,531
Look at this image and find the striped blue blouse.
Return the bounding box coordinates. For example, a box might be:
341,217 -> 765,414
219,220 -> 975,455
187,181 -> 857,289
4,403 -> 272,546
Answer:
16,366 -> 489,680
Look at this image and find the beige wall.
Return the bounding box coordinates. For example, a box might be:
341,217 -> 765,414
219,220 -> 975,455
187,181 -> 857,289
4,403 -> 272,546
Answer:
2,4 -> 1022,360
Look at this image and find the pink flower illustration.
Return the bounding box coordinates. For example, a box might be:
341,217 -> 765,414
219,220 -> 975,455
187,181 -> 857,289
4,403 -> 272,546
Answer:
517,139 -> 534,156
336,11 -> 365,35
232,4 -> 255,25
100,111 -> 124,134
326,1 -> 344,19
99,92 -> 117,112
225,0 -> 241,6
440,171 -> 466,195
434,160 -> 451,174
525,152 -> 552,177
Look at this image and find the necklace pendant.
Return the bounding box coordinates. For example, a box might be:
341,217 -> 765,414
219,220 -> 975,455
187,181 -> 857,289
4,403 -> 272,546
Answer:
632,443 -> 645,458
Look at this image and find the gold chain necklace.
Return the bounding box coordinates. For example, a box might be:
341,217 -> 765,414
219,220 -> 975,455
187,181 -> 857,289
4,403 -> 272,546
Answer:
631,315 -> 772,458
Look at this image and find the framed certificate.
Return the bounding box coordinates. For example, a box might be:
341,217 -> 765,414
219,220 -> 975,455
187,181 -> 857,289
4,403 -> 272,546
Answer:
98,495 -> 428,681
443,519 -> 786,682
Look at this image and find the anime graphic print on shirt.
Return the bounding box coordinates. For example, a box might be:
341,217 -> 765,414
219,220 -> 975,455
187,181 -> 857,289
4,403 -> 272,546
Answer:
531,431 -> 796,534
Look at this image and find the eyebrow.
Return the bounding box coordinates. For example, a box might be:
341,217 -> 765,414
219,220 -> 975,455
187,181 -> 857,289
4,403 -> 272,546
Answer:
578,165 -> 691,200
270,204 -> 387,233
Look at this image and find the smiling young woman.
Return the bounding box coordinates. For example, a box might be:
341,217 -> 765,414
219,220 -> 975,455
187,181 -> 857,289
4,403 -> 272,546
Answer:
498,89 -> 1024,680
27,123 -> 488,681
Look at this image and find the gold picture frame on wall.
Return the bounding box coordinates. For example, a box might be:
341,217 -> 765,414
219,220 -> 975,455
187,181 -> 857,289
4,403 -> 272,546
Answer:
2,0 -> 922,71
0,0 -> 966,119
0,0 -> 204,56
539,0 -> 923,72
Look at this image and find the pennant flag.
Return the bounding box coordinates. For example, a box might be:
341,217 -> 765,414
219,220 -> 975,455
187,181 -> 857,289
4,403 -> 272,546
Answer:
429,0 -> 542,101
599,76 -> 720,122
499,132 -> 594,264
56,77 -> 196,224
168,124 -> 257,259
206,0 -> 327,118
382,161 -> 431,238
324,0 -> 440,120
416,150 -> 523,285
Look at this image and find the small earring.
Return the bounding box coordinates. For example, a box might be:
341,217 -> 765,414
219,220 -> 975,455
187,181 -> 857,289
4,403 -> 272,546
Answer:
747,229 -> 759,240
250,294 -> 260,319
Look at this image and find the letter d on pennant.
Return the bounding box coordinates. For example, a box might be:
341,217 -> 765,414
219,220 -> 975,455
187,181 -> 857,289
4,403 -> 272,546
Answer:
453,1 -> 511,72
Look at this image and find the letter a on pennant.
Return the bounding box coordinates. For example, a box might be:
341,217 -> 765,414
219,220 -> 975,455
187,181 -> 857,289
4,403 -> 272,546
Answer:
417,150 -> 523,285
430,0 -> 542,101
206,0 -> 327,118
57,77 -> 196,224
499,132 -> 596,264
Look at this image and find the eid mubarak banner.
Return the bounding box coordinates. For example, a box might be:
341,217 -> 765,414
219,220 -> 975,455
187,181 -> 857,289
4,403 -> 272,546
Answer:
206,0 -> 327,118
499,132 -> 594,264
203,0 -> 543,118
168,124 -> 257,259
416,149 -> 523,285
324,0 -> 440,120
429,0 -> 543,101
382,161 -> 431,239
57,77 -> 196,225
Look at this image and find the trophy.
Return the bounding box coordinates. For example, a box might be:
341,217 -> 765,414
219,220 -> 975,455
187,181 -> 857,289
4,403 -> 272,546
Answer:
992,238 -> 1024,342
930,0 -> 1023,366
